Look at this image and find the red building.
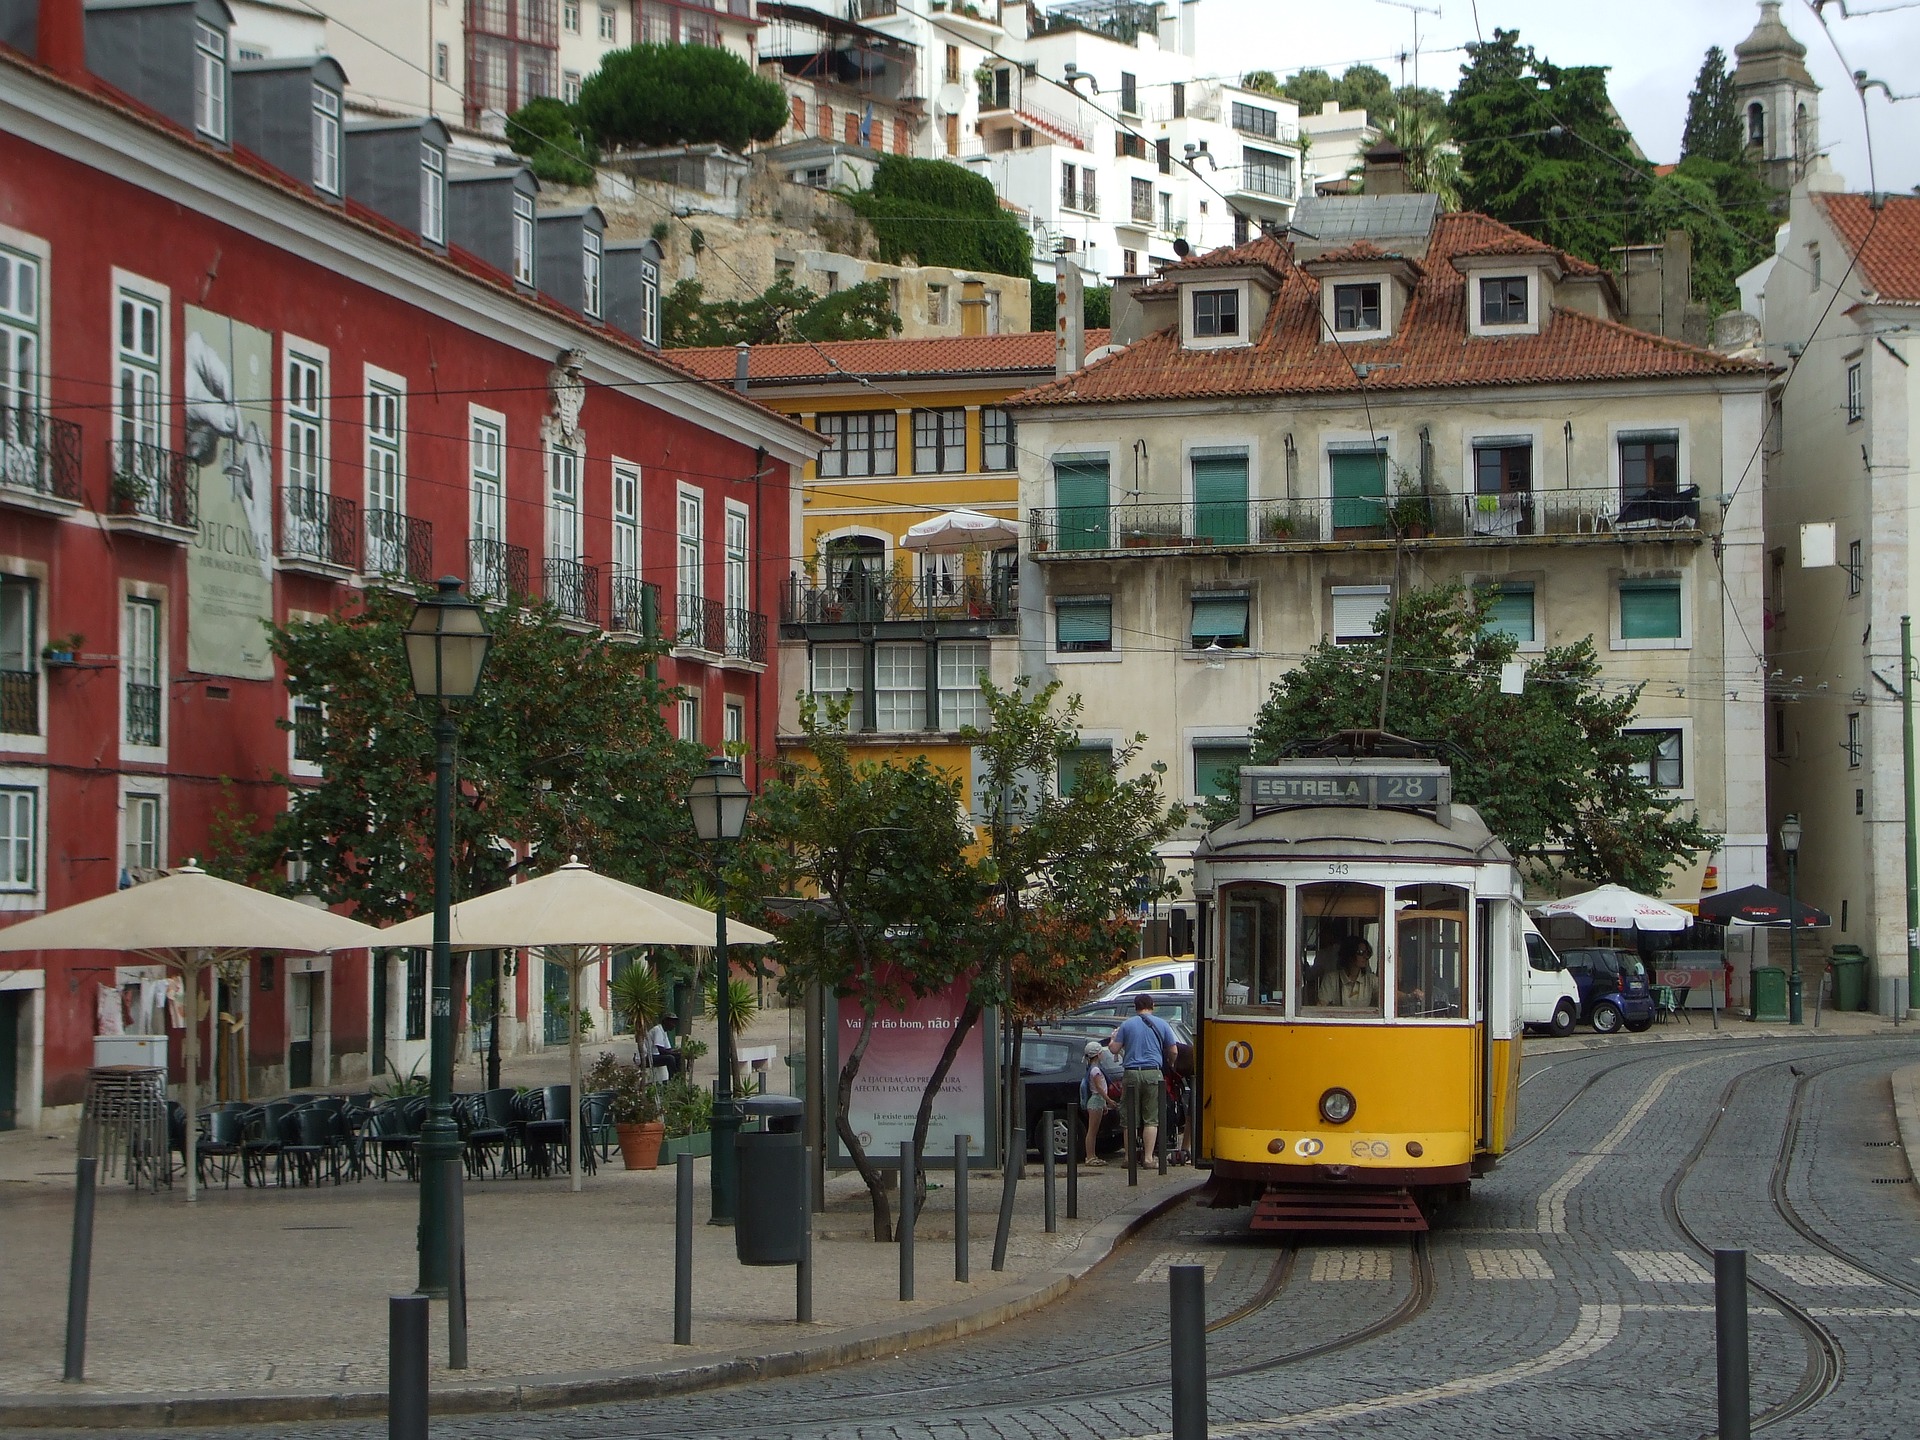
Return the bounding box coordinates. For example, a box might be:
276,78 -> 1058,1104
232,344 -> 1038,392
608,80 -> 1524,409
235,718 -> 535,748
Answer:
0,0 -> 813,1127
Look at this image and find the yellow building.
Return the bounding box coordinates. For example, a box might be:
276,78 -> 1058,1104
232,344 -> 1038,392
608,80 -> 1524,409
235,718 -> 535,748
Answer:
673,332 -> 1103,783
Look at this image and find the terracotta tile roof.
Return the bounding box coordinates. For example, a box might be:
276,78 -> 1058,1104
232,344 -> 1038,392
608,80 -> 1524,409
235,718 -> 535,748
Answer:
671,330 -> 1110,384
1008,212 -> 1772,408
1155,235 -> 1289,277
1817,192 -> 1920,303
1304,238 -> 1422,270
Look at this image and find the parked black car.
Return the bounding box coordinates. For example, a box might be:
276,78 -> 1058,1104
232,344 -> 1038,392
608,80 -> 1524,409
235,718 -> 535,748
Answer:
1014,1030 -> 1123,1159
1558,948 -> 1656,1033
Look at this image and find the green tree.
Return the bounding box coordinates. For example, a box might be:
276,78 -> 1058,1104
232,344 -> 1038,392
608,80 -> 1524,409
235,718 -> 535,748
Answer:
234,591 -> 708,923
576,43 -> 789,152
505,96 -> 597,188
1366,106 -> 1464,209
1680,46 -> 1744,165
1242,69 -> 1283,97
1277,66 -> 1335,115
661,276 -> 900,347
1335,64 -> 1395,121
1394,85 -> 1449,126
1640,156 -> 1780,313
755,701 -> 985,1240
845,156 -> 1033,281
1245,585 -> 1718,892
1449,29 -> 1650,267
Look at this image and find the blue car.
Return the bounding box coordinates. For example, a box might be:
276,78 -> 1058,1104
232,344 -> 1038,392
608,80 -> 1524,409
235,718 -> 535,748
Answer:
1558,948 -> 1656,1034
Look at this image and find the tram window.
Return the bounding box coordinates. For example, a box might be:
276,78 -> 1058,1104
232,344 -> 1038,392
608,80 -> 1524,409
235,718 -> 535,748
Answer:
1222,886 -> 1285,1011
1296,882 -> 1383,1017
1395,883 -> 1466,1020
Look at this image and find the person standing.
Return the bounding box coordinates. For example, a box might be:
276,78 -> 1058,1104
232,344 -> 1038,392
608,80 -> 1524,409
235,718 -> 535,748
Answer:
1115,994 -> 1176,1164
1080,1040 -> 1113,1166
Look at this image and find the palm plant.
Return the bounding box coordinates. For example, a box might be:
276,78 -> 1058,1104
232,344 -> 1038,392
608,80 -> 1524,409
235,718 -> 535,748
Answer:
610,961 -> 665,1037
1359,108 -> 1464,211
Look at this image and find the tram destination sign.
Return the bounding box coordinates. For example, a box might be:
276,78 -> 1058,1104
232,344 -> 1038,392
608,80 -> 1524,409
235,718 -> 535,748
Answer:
1241,763 -> 1450,813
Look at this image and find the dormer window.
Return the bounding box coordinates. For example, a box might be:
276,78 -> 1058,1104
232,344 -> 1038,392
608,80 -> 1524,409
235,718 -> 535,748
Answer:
1194,289 -> 1239,338
512,194 -> 536,286
194,23 -> 228,142
1480,277 -> 1527,326
312,87 -> 341,196
583,231 -> 604,319
639,258 -> 660,345
420,144 -> 445,245
1334,283 -> 1380,332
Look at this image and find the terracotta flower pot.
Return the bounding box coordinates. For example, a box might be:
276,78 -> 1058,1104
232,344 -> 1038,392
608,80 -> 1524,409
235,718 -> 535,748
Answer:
616,1120 -> 666,1171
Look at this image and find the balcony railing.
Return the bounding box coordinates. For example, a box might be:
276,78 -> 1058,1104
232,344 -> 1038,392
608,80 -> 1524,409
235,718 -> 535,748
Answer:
1028,487 -> 1705,554
677,595 -> 768,662
782,571 -> 1019,626
0,409 -> 82,505
468,537 -> 529,602
126,682 -> 161,746
0,669 -> 38,736
109,440 -> 198,531
608,571 -> 660,637
292,703 -> 324,763
364,509 -> 434,584
543,556 -> 599,625
278,486 -> 360,571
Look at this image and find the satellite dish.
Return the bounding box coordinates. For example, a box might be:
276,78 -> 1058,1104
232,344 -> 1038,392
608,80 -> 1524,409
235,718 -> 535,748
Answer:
1172,238 -> 1191,258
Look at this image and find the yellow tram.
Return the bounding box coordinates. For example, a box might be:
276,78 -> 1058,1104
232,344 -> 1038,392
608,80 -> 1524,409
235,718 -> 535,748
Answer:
1194,753 -> 1525,1231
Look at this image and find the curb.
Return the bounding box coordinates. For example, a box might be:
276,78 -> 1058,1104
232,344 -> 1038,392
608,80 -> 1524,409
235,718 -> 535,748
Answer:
0,1175 -> 1207,1429
1524,1017 -> 1916,1055
1892,1063 -> 1920,1186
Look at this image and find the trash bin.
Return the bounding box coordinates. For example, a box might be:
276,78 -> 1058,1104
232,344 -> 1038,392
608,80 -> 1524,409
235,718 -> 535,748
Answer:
735,1096 -> 806,1267
1827,946 -> 1869,1012
1750,965 -> 1788,1022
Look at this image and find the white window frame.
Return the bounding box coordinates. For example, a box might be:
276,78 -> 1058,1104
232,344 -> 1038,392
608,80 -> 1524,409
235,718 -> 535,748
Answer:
1846,357 -> 1863,424
563,0 -> 581,32
1606,419 -> 1691,501
611,458 -> 641,583
312,85 -> 341,195
364,366 -> 407,572
1467,271 -> 1539,337
582,229 -> 603,319
1330,584 -> 1391,644
598,2 -> 618,42
1846,711 -> 1862,769
547,440 -> 582,564
1185,726 -> 1253,806
809,642 -> 864,729
723,501 -> 750,620
678,693 -> 699,743
194,21 -> 228,142
112,271 -> 169,467
937,640 -> 990,731
1610,571 -> 1691,652
676,485 -> 705,646
287,614 -> 326,780
468,404 -> 506,550
1321,274 -> 1392,341
981,406 -> 1015,471
1318,430 -> 1397,506
1625,721 -> 1692,799
420,142 -> 446,246
119,583 -> 166,763
639,258 -> 660,345
0,228 -> 49,472
1473,575 -> 1545,653
0,559 -> 46,754
1183,281 -> 1250,351
872,641 -> 927,732
120,784 -> 166,881
912,408 -> 966,475
512,193 -> 536,286
0,766 -> 47,910
724,699 -> 746,747
281,338 -> 329,561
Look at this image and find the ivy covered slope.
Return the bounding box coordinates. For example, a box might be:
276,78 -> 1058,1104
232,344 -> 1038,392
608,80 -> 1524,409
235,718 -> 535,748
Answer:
845,156 -> 1034,286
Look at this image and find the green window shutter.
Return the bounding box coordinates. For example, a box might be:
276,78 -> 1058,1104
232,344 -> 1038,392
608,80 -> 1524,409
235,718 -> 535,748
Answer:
1619,581 -> 1682,640
1194,744 -> 1251,799
1190,594 -> 1249,647
1059,742 -> 1113,797
1192,452 -> 1249,545
1055,598 -> 1113,650
1054,457 -> 1110,551
1329,449 -> 1386,529
1481,584 -> 1535,643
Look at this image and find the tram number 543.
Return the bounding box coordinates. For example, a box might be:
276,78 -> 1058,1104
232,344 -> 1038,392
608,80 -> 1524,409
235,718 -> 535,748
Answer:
1326,862 -> 1350,876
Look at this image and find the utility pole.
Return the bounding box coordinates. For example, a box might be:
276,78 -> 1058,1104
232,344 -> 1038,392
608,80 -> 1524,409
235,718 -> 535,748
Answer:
1904,617 -> 1917,1018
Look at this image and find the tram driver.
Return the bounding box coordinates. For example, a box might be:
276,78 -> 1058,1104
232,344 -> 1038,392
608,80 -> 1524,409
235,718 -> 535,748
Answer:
1314,936 -> 1380,1009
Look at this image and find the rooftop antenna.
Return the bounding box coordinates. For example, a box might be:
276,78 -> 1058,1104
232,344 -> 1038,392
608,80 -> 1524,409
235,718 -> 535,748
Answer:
1375,0 -> 1440,96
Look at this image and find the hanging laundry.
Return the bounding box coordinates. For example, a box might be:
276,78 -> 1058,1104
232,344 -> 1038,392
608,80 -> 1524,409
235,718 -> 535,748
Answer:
165,976 -> 185,1029
96,983 -> 123,1036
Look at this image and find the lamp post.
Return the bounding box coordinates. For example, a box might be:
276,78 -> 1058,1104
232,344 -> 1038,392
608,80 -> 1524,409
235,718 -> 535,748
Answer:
1781,813 -> 1804,1026
686,756 -> 751,1223
403,577 -> 492,1296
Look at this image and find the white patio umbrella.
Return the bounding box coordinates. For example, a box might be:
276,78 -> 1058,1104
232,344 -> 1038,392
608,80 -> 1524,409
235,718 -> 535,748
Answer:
0,862 -> 384,1201
379,859 -> 775,1190
899,509 -> 1020,552
1533,883 -> 1692,933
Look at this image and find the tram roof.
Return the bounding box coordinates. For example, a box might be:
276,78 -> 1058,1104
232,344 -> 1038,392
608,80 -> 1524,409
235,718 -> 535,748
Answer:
1196,802 -> 1512,867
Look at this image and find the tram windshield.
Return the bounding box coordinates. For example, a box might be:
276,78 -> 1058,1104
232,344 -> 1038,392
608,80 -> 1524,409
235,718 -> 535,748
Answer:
1296,882 -> 1384,1017
1395,883 -> 1467,1019
1222,886 -> 1285,1011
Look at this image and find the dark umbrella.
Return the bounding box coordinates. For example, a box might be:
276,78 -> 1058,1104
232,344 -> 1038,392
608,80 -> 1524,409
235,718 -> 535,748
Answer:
1696,885 -> 1830,929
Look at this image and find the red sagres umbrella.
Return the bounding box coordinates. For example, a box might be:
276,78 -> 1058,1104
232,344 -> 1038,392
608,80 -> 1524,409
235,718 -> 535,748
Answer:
1696,885 -> 1831,929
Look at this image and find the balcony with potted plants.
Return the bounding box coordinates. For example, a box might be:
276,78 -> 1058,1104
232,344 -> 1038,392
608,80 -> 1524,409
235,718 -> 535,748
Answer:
0,408 -> 83,517
105,439 -> 198,541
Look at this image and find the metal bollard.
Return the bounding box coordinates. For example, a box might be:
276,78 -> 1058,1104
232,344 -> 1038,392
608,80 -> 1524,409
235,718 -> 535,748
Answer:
1126,1081 -> 1139,1188
1041,1109 -> 1057,1233
899,1140 -> 916,1301
1169,1264 -> 1207,1440
1066,1102 -> 1079,1220
1158,1085 -> 1170,1177
1715,1249 -> 1751,1440
674,1153 -> 694,1344
446,1158 -> 468,1370
63,1153 -> 98,1383
797,1146 -> 813,1323
954,1133 -> 970,1283
991,1126 -> 1022,1272
388,1293 -> 429,1440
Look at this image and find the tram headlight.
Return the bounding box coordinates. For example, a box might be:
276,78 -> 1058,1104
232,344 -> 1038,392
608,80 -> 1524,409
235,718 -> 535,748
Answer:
1319,1087 -> 1357,1125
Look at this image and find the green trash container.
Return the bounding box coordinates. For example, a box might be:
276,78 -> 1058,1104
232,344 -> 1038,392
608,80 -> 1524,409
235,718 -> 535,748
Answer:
1828,946 -> 1869,1012
1750,965 -> 1788,1022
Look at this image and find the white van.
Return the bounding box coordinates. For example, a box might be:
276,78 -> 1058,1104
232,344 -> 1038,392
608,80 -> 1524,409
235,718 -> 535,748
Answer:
1522,917 -> 1581,1037
1095,956 -> 1195,1001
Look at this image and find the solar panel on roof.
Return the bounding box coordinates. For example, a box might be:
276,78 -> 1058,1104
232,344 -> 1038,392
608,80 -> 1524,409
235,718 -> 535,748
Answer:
1293,194 -> 1439,246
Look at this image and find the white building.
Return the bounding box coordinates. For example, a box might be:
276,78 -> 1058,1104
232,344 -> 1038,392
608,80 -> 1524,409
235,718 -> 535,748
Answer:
1298,99 -> 1379,195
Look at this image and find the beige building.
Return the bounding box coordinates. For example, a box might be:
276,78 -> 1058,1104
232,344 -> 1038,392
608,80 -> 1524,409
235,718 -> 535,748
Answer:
1006,196 -> 1777,985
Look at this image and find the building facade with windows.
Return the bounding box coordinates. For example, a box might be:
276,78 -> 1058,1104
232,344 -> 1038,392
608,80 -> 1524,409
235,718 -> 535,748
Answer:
1752,187 -> 1920,1011
1008,200 -> 1775,951
0,1 -> 812,1126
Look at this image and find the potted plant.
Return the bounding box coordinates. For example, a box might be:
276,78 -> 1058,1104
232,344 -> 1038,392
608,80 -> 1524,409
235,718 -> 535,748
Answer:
109,468 -> 148,511
1263,512 -> 1296,541
1389,479 -> 1433,538
586,1051 -> 665,1170
661,1071 -> 714,1159
41,632 -> 84,666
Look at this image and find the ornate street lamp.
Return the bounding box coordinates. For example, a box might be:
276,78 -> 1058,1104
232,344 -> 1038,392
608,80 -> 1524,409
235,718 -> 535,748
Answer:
404,577 -> 492,1295
1780,812 -> 1804,1026
686,755 -> 751,1223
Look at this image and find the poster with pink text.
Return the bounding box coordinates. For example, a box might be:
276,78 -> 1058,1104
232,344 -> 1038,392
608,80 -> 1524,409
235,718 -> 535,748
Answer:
832,974 -> 992,1168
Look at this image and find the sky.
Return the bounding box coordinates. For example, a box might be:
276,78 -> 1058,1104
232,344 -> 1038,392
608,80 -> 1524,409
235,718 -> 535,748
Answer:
1194,0 -> 1920,194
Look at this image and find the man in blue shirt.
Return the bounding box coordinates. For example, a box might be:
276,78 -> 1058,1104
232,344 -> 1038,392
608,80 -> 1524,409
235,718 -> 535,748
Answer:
1115,994 -> 1176,1164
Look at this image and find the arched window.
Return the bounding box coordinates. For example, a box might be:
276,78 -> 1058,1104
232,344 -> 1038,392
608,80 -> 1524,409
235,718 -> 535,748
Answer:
822,534 -> 885,591
1747,102 -> 1765,149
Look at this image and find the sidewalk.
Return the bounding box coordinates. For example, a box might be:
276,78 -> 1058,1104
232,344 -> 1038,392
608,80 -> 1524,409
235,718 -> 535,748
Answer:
0,1124 -> 1199,1428
1524,1002 -> 1915,1055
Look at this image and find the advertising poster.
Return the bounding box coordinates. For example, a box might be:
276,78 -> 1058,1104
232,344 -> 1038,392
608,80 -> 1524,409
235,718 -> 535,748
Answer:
833,973 -> 992,1168
183,307 -> 276,680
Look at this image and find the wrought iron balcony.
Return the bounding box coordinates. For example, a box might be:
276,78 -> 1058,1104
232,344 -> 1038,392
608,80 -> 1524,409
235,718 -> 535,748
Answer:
0,408 -> 82,507
1027,487 -> 1705,555
277,486 -> 360,572
364,508 -> 433,584
781,571 -> 1019,628
608,571 -> 660,637
108,440 -> 198,532
0,668 -> 38,736
676,595 -> 768,662
125,682 -> 161,747
726,607 -> 768,664
543,556 -> 599,625
468,537 -> 529,603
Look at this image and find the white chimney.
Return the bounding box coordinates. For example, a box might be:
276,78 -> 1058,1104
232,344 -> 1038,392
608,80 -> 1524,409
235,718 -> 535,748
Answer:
1054,260 -> 1086,379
